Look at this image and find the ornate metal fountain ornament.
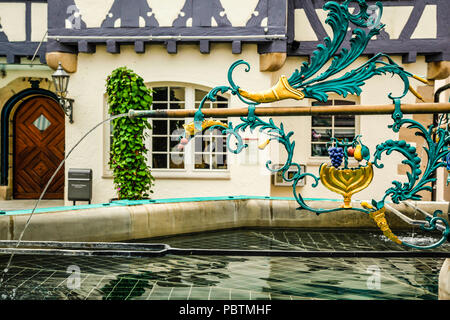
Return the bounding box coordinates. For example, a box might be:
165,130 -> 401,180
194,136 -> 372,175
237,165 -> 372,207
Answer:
178,0 -> 450,249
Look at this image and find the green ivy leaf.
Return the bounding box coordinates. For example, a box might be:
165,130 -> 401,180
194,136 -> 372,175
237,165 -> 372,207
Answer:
106,67 -> 154,200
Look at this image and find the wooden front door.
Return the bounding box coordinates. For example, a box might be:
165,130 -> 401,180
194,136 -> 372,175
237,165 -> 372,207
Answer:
13,96 -> 65,199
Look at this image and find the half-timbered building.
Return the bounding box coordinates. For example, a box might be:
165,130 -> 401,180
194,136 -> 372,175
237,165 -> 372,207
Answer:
0,0 -> 448,204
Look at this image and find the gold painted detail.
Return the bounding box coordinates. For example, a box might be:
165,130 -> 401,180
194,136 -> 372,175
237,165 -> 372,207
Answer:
361,202 -> 402,245
408,75 -> 430,102
258,139 -> 271,150
412,74 -> 429,85
319,163 -> 374,208
183,119 -> 228,137
408,85 -> 425,102
238,75 -> 305,103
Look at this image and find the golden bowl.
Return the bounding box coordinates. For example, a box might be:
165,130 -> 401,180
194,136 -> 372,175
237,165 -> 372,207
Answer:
319,162 -> 374,208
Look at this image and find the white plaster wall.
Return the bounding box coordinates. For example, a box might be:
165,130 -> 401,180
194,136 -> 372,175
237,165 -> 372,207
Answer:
295,5 -> 435,42
0,3 -> 26,41
66,43 -> 272,204
31,2 -> 48,42
0,57 -> 54,102
411,5 -> 437,39
0,2 -> 47,42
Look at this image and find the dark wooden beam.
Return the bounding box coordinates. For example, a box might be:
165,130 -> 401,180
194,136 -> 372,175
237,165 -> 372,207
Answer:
287,39 -> 449,62
134,40 -> 145,53
199,40 -> 210,54
47,26 -> 286,39
166,40 -> 177,54
106,40 -> 120,54
232,40 -> 242,54
78,40 -> 95,53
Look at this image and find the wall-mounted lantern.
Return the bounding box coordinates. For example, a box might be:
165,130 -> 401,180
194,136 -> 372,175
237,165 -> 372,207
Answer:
52,62 -> 74,123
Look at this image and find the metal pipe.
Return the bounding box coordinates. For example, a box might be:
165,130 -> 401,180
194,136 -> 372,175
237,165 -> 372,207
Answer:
434,83 -> 450,103
402,201 -> 447,230
403,201 -> 435,220
385,204 -> 446,232
128,102 -> 450,119
431,83 -> 450,201
0,63 -> 52,72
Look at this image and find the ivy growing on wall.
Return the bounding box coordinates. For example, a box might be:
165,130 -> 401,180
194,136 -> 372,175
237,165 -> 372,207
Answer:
106,67 -> 154,199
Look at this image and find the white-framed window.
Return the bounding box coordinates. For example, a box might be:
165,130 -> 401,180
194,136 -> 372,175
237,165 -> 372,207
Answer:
150,86 -> 187,170
146,84 -> 229,177
310,99 -> 358,157
192,88 -> 228,171
103,84 -> 230,179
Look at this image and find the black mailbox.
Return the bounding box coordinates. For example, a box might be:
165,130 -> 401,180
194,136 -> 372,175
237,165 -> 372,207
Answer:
68,168 -> 92,205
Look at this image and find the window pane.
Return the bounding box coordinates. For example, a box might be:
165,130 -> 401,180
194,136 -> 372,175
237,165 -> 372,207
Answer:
311,128 -> 331,142
152,120 -> 167,135
152,87 -> 168,101
311,144 -> 328,157
195,153 -> 210,169
212,102 -> 228,109
202,138 -> 211,152
169,153 -> 184,169
170,87 -> 185,102
334,115 -> 355,127
153,103 -> 168,110
169,120 -> 185,135
211,136 -> 226,152
334,128 -> 355,141
152,154 -> 167,168
334,100 -> 355,106
195,89 -> 208,102
170,102 -> 185,109
212,154 -> 227,169
204,127 -> 224,136
152,137 -> 167,152
201,101 -> 211,109
312,115 -> 332,127
312,101 -> 330,107
194,136 -> 211,152
169,138 -> 182,149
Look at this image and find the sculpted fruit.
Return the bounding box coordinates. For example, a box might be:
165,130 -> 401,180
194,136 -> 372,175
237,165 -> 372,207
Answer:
354,145 -> 363,161
347,147 -> 355,157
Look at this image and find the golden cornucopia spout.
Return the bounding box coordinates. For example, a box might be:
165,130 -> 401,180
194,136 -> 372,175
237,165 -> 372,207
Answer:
361,202 -> 402,245
319,163 -> 374,208
238,75 -> 305,103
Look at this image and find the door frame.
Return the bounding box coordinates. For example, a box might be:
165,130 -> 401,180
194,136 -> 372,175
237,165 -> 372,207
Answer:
1,89 -> 61,196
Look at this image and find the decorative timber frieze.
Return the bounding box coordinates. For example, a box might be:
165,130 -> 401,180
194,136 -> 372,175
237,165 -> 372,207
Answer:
0,0 -> 448,63
287,0 -> 450,63
46,0 -> 287,55
0,0 -> 47,63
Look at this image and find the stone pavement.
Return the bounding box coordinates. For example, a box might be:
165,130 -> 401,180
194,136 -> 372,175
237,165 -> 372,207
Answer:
0,199 -> 64,212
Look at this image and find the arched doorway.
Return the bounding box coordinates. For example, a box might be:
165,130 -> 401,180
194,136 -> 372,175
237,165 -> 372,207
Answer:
13,96 -> 65,199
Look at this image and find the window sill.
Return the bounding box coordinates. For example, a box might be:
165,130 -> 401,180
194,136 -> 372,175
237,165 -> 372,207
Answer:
306,157 -> 360,167
103,170 -> 231,180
